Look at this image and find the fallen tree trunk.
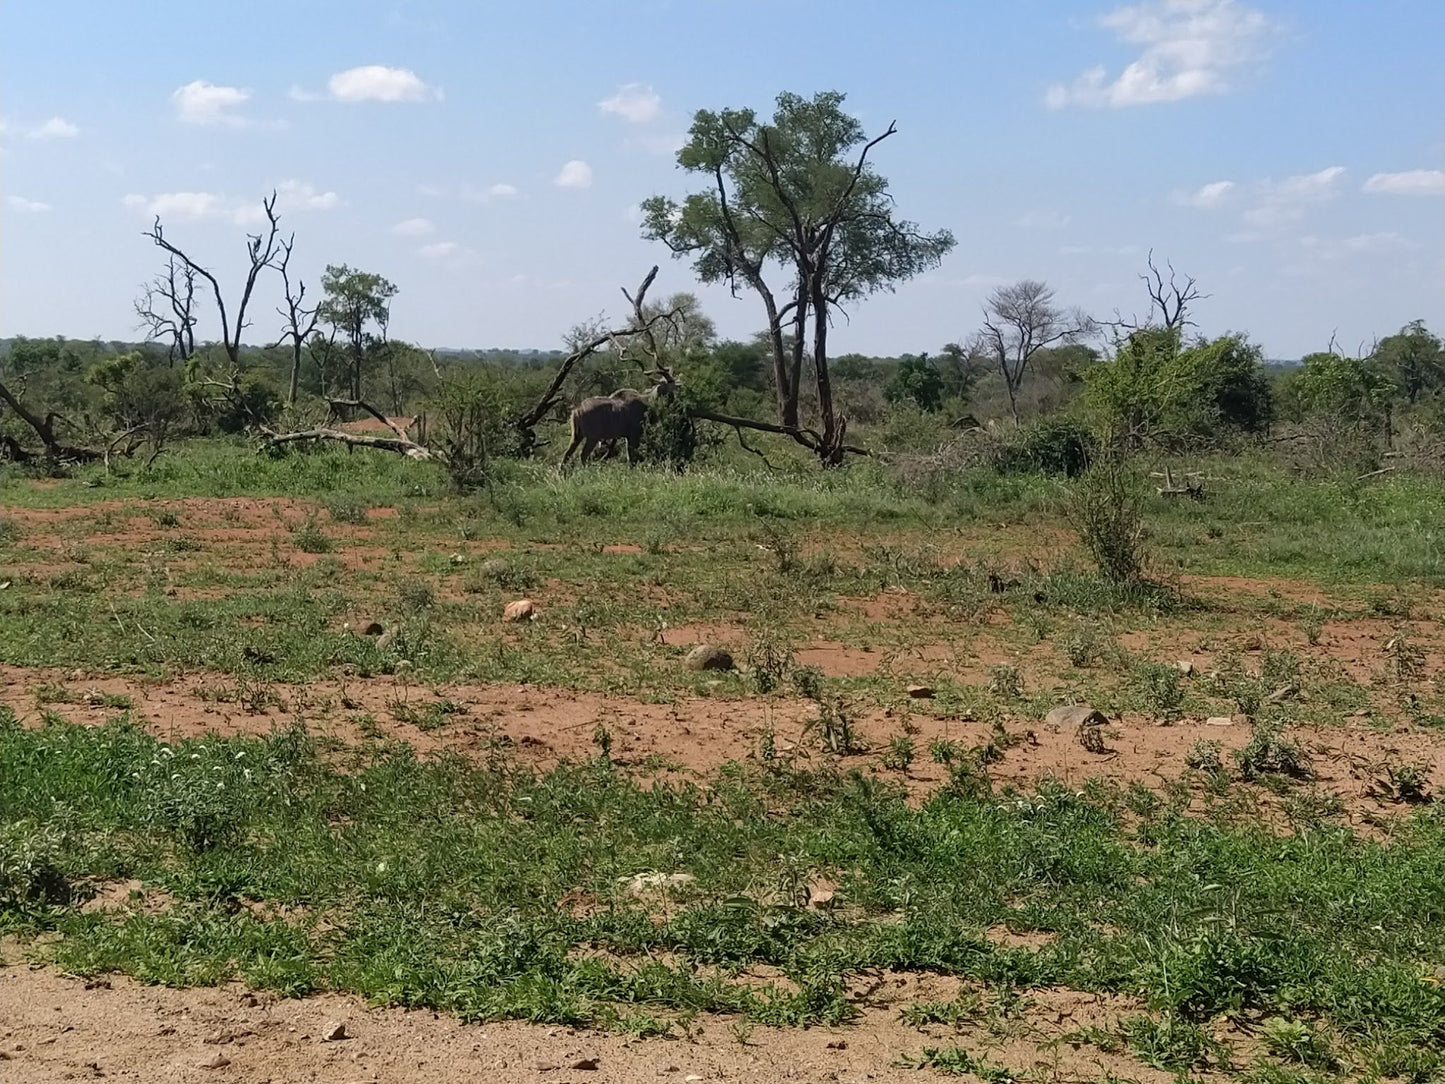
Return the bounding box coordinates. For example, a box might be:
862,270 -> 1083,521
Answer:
0,379 -> 104,463
261,424 -> 433,460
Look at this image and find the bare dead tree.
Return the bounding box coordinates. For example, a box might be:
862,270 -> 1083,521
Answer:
143,191 -> 284,368
976,280 -> 1091,424
134,257 -> 198,366
1141,249 -> 1206,331
1103,251 -> 1209,344
271,234 -> 321,406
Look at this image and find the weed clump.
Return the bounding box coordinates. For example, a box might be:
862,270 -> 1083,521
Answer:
1234,720 -> 1312,782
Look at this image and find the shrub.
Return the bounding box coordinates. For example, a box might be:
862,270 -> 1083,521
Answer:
1068,457 -> 1147,584
986,417 -> 1096,478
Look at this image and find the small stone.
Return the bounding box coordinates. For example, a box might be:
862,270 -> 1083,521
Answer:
570,1057 -> 600,1070
203,1029 -> 233,1045
906,685 -> 935,699
686,1076 -> 704,1082
1175,660 -> 1194,675
684,644 -> 734,672
198,1052 -> 231,1070
536,1062 -> 559,1072
1045,705 -> 1108,729
503,599 -> 536,623
1205,716 -> 1236,727
320,1021 -> 348,1042
624,871 -> 696,897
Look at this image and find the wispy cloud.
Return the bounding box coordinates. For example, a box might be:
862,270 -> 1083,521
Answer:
418,241 -> 462,258
1363,169 -> 1445,196
294,65 -> 441,103
598,83 -> 662,124
391,217 -> 435,237
1242,166 -> 1345,229
26,116 -> 80,140
460,182 -> 520,203
1016,209 -> 1071,230
1046,0 -> 1276,108
554,160 -> 593,189
1173,179 -> 1235,207
6,195 -> 52,213
173,81 -> 252,126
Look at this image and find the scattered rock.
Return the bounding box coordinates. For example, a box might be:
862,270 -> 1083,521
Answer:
197,1052 -> 231,1070
807,882 -> 837,909
624,871 -> 696,897
570,1057 -> 601,1070
320,1021 -> 349,1042
503,599 -> 536,623
361,621 -> 385,636
906,684 -> 935,699
535,1062 -> 559,1072
1045,705 -> 1108,729
1205,716 -> 1237,727
1175,660 -> 1194,675
684,644 -> 735,672
686,1076 -> 705,1082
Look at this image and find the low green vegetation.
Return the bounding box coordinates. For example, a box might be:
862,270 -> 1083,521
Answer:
3,712 -> 1444,1080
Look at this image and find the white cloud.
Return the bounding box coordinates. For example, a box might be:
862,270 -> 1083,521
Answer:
1016,209 -> 1071,230
1363,169 -> 1445,196
123,181 -> 339,226
554,160 -> 593,189
274,179 -> 339,212
485,182 -> 518,199
1174,179 -> 1236,207
173,81 -> 251,126
418,241 -> 461,258
1046,0 -> 1275,108
26,116 -> 79,140
123,191 -> 228,222
324,65 -> 438,103
6,195 -> 51,213
598,83 -> 662,124
391,217 -> 435,236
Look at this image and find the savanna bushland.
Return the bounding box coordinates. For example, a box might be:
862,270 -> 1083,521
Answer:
3,92 -> 1445,1084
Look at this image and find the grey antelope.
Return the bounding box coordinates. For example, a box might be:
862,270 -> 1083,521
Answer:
562,367 -> 675,465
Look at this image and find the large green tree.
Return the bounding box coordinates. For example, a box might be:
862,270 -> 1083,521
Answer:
318,265 -> 398,402
1374,319 -> 1444,405
641,91 -> 954,464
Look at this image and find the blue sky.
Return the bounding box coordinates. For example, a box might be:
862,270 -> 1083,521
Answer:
2,0 -> 1442,359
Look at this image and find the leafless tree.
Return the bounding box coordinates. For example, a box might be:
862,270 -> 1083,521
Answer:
1104,250 -> 1209,343
142,191 -> 284,368
271,234 -> 320,406
976,280 -> 1091,424
134,258 -> 198,366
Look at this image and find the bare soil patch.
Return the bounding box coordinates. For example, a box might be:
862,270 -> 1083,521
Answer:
0,961 -> 1172,1084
